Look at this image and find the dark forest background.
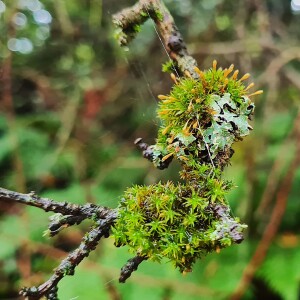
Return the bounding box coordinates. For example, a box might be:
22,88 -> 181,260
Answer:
0,0 -> 300,299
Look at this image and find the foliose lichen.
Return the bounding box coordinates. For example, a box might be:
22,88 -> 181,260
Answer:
112,61 -> 262,273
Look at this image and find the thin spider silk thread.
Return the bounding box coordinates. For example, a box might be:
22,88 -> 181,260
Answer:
104,276 -> 120,287
110,6 -> 216,169
144,7 -> 180,78
123,56 -> 157,103
145,7 -> 216,169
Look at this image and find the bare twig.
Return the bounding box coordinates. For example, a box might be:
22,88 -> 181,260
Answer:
20,216 -> 115,299
30,242 -> 218,297
189,37 -> 285,56
104,277 -> 122,300
0,187 -> 115,221
258,47 -> 300,84
53,0 -> 74,36
253,0 -> 272,40
50,91 -> 82,169
255,131 -> 294,217
0,187 -> 117,298
134,138 -> 173,170
119,255 -> 147,283
283,66 -> 300,90
230,112 -> 300,300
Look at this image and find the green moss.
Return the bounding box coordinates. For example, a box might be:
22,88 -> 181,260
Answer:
154,9 -> 164,21
140,11 -> 148,18
162,60 -> 175,73
156,65 -> 256,164
133,24 -> 141,33
112,61 -> 261,273
112,175 -> 236,271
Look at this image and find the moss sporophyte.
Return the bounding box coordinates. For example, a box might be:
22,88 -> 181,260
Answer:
112,61 -> 263,273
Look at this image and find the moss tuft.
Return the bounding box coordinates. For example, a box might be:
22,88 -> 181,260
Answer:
162,60 -> 175,73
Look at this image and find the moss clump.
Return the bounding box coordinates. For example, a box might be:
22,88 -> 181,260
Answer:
154,63 -> 261,168
113,174 -> 246,272
154,9 -> 164,21
112,61 -> 262,273
162,60 -> 176,73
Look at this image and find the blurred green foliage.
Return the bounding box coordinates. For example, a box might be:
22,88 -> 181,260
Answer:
0,0 -> 299,299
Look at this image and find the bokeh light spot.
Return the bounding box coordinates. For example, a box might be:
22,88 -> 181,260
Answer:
0,0 -> 6,13
7,38 -> 19,52
13,12 -> 28,28
33,9 -> 52,24
291,0 -> 300,13
7,37 -> 33,54
35,25 -> 50,40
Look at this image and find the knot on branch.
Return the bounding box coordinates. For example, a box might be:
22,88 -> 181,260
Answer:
168,33 -> 186,54
119,255 -> 147,283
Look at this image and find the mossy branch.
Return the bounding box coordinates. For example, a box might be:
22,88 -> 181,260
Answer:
111,0 -> 262,277
112,0 -> 198,77
0,0 -> 263,298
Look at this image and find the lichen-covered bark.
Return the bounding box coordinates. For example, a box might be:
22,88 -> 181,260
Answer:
112,0 -> 198,77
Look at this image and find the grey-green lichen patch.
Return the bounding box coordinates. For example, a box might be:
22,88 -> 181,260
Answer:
200,93 -> 254,158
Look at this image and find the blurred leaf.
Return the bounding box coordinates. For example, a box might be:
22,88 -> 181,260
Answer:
0,216 -> 27,259
58,268 -> 109,299
0,133 -> 13,163
41,183 -> 86,205
257,246 -> 300,300
264,113 -> 294,143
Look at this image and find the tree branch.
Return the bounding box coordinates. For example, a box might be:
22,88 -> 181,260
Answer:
119,255 -> 147,283
112,0 -> 198,78
20,216 -> 115,299
0,187 -> 114,221
0,187 -> 118,298
0,0 -> 262,298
